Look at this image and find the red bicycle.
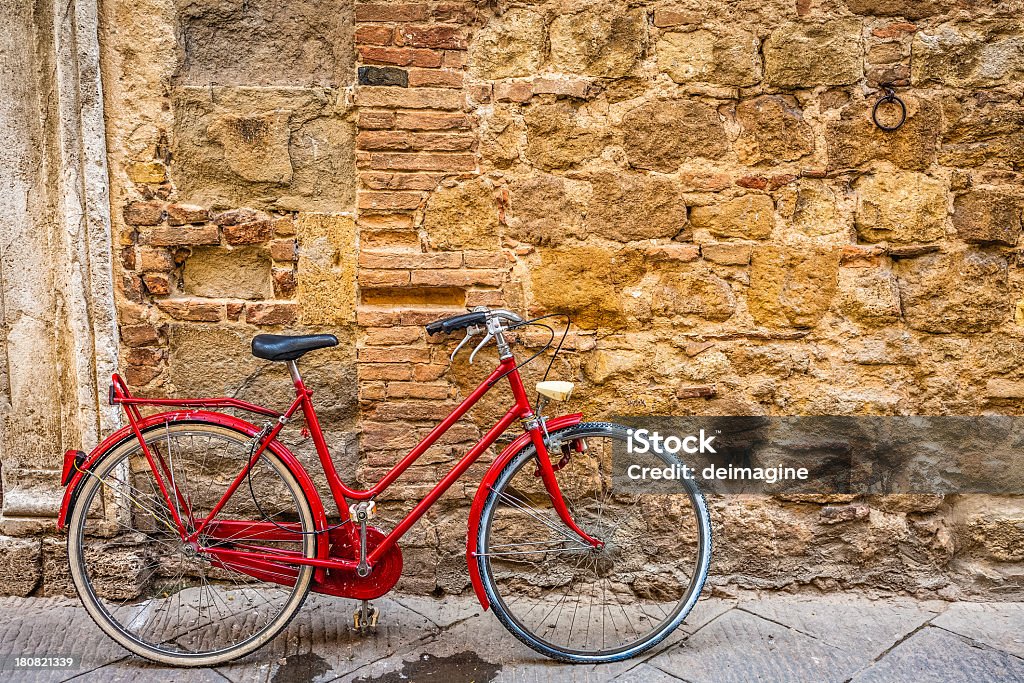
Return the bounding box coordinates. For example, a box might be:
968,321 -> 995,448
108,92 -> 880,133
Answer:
58,307 -> 711,666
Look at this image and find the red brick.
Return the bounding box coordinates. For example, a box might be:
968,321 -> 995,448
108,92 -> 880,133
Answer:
359,269 -> 412,287
144,224 -> 220,246
156,299 -> 223,322
393,111 -> 471,130
359,251 -> 462,269
357,131 -> 475,152
120,323 -> 161,347
431,3 -> 477,23
121,274 -> 143,303
701,243 -> 752,266
364,326 -> 423,345
273,217 -> 296,236
413,363 -> 448,381
166,203 -> 209,225
464,289 -> 505,308
395,24 -> 467,50
359,346 -> 431,363
360,363 -> 415,381
464,252 -> 509,268
355,25 -> 393,45
141,273 -> 171,295
364,152 -> 476,172
272,267 -> 297,297
411,269 -> 503,287
214,207 -> 268,226
358,191 -> 424,211
125,346 -> 163,366
354,86 -> 463,110
494,82 -> 533,103
532,77 -> 595,99
356,307 -> 404,326
400,308 -> 463,326
358,46 -> 443,68
367,401 -> 457,421
124,364 -> 161,386
408,68 -> 463,88
138,247 -> 175,272
386,382 -> 448,400
468,84 -> 491,104
223,219 -> 274,245
360,383 -> 387,401
270,238 -> 298,261
359,110 -> 397,129
872,22 -> 918,39
360,172 -> 444,191
124,201 -> 165,226
226,302 -> 244,320
442,50 -> 466,68
355,3 -> 428,22
247,302 -> 298,325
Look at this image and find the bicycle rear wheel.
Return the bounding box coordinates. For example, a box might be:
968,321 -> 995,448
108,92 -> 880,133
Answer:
66,421 -> 316,667
476,422 -> 711,663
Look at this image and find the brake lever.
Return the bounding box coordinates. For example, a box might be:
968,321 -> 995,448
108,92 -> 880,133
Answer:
450,325 -> 481,362
469,332 -> 494,364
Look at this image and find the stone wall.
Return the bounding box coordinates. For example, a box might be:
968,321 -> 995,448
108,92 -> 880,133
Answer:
6,0 -> 1024,597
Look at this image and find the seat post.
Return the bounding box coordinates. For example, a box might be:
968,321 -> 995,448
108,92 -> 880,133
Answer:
286,360 -> 302,385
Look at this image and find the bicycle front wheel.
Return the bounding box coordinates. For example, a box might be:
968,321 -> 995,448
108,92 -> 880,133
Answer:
67,421 -> 316,667
477,422 -> 712,663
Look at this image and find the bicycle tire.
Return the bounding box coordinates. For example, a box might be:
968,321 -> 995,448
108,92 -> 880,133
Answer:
66,420 -> 316,667
476,421 -> 712,664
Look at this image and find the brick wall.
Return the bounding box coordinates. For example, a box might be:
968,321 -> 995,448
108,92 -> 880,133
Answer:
9,0 -> 1022,597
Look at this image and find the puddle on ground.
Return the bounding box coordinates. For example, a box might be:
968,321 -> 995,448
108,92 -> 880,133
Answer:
354,651 -> 502,683
272,652 -> 333,683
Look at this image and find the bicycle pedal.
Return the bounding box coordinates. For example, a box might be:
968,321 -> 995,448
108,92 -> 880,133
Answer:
352,602 -> 379,632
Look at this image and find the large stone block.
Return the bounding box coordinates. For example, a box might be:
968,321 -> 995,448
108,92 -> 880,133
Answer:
166,324 -> 357,419
530,247 -> 645,327
296,213 -> 356,325
748,246 -> 840,328
183,246 -> 273,299
785,181 -> 847,237
894,251 -> 1009,333
913,21 -> 1024,88
423,177 -> 500,250
837,268 -> 901,327
854,171 -> 947,244
524,100 -> 608,171
657,28 -> 762,87
690,194 -> 775,240
735,95 -> 814,165
953,190 -> 1022,246
172,87 -> 355,212
506,174 -> 585,246
844,0 -> 956,20
653,269 -> 736,322
585,171 -> 689,242
549,8 -> 646,78
623,99 -> 728,172
469,8 -> 545,79
764,20 -> 864,88
176,0 -> 354,87
827,97 -> 941,172
940,99 -> 1024,169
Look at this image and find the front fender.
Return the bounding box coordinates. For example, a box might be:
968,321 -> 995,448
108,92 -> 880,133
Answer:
57,410 -> 329,566
466,413 -> 583,610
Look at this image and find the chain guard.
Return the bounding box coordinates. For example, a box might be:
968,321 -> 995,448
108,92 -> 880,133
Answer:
311,525 -> 403,600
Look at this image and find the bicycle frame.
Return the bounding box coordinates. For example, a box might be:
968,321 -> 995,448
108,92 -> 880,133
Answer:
91,356 -> 600,581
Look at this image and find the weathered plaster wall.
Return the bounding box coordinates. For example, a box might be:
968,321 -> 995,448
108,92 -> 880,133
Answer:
3,0 -> 1023,598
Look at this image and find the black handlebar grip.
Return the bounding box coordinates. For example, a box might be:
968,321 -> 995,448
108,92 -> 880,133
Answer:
425,311 -> 487,335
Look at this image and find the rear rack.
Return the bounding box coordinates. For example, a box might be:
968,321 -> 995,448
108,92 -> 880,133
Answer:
109,373 -> 284,420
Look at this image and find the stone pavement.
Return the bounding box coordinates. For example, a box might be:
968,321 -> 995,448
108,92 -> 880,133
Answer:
0,592 -> 1022,683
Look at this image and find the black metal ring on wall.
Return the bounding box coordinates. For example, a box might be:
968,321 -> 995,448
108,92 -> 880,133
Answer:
872,85 -> 907,132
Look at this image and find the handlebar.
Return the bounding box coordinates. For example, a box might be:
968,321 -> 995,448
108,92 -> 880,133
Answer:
425,308 -> 524,336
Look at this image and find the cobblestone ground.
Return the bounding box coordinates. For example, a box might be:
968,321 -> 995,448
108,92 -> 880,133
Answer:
1,592 -> 1021,683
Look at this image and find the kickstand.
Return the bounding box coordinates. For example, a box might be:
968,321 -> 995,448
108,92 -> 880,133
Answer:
353,600 -> 379,632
